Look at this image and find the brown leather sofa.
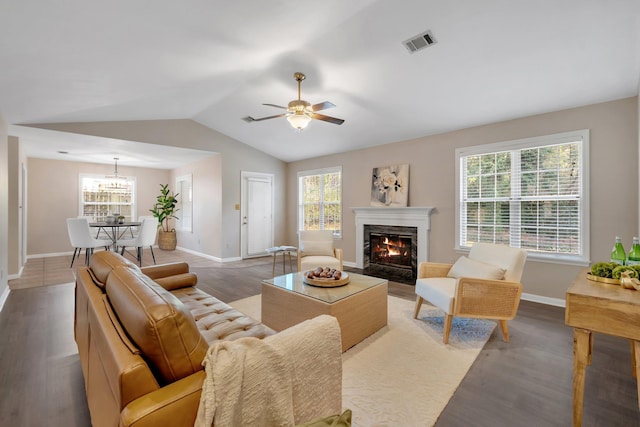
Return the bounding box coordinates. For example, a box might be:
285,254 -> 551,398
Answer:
74,251 -> 340,427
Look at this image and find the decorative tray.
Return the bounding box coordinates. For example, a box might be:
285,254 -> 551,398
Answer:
586,273 -> 620,285
303,271 -> 350,288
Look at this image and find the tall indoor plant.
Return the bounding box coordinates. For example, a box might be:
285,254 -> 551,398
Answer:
150,184 -> 180,250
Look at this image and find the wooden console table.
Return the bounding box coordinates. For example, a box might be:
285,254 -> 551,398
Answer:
565,268 -> 640,426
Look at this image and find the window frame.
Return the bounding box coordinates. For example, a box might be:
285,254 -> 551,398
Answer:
455,129 -> 590,266
297,166 -> 342,238
79,173 -> 137,222
175,174 -> 193,232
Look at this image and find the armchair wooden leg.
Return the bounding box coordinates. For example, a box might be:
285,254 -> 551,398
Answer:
443,314 -> 453,344
413,296 -> 424,319
499,319 -> 510,342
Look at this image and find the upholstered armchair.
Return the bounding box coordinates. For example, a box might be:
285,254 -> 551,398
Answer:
297,230 -> 343,273
413,243 -> 527,344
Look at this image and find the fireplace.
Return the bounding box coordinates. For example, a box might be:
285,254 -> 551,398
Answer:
364,225 -> 417,284
353,206 -> 434,285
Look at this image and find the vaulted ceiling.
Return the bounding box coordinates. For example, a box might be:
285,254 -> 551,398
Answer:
2,0 -> 639,166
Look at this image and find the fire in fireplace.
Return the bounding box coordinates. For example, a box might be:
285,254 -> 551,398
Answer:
370,233 -> 413,269
363,224 -> 417,284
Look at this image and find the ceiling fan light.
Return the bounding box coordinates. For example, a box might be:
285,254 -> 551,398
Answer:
287,114 -> 312,130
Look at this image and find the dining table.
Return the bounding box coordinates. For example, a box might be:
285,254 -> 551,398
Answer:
89,221 -> 141,248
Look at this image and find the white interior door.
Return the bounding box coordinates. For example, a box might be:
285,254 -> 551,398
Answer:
241,172 -> 274,258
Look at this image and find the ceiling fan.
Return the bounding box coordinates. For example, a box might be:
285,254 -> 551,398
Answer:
243,72 -> 345,130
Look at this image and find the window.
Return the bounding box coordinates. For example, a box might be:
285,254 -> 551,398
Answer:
175,174 -> 193,232
79,174 -> 136,222
298,166 -> 342,237
456,130 -> 589,265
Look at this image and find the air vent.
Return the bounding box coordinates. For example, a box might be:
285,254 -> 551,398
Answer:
403,30 -> 436,53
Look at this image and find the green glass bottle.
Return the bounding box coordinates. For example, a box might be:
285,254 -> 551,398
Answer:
628,237 -> 640,266
610,236 -> 626,266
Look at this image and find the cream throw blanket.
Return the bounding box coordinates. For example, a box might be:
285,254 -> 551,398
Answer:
195,315 -> 343,427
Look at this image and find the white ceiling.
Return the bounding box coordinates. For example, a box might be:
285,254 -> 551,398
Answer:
2,0 -> 639,166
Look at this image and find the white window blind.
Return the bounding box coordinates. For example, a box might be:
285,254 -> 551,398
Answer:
298,166 -> 342,237
456,130 -> 589,265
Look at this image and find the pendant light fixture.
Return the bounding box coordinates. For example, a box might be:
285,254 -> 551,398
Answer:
105,157 -> 127,190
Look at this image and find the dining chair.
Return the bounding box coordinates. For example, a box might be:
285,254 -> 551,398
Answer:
297,230 -> 343,273
116,217 -> 159,266
66,218 -> 112,267
413,242 -> 527,344
132,215 -> 155,237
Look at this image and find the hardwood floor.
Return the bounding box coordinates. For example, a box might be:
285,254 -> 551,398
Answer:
2,249 -> 639,426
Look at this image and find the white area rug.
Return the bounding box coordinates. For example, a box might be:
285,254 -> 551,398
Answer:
229,294 -> 495,427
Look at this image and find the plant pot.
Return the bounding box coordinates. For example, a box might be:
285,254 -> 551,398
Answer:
158,230 -> 177,251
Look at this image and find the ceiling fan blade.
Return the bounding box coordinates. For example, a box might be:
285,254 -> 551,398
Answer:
310,101 -> 335,112
309,113 -> 344,125
262,103 -> 288,109
243,113 -> 289,122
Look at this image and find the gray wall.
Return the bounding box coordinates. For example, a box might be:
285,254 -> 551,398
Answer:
287,97 -> 639,301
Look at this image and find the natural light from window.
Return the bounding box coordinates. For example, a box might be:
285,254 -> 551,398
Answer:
298,166 -> 342,238
456,130 -> 589,265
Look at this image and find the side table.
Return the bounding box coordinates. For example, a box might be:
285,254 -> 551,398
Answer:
265,246 -> 297,276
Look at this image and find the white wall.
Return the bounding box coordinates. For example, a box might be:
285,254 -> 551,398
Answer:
7,136 -> 19,275
0,113 -> 8,306
27,158 -> 170,256
170,155 -> 222,257
26,120 -> 288,259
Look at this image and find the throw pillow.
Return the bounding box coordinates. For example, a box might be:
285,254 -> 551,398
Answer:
447,256 -> 506,280
301,240 -> 335,256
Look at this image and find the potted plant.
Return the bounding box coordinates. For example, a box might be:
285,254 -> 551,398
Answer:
150,184 -> 180,250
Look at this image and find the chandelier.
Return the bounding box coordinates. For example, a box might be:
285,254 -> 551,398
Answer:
105,157 -> 128,190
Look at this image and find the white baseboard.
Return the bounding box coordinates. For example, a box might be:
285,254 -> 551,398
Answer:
174,246 -> 244,263
0,286 -> 10,313
343,260 -> 357,268
522,292 -> 566,308
28,251 -> 74,259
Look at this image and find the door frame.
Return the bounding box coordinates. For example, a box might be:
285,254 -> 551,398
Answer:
240,171 -> 275,259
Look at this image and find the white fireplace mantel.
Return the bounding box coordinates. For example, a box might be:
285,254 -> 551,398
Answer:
352,207 -> 435,269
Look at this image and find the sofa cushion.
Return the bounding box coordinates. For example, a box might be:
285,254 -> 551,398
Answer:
89,250 -> 140,289
105,266 -> 208,385
173,286 -> 274,344
446,256 -> 505,281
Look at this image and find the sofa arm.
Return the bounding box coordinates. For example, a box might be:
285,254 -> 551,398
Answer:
141,262 -> 190,280
418,262 -> 453,279
154,273 -> 198,291
454,277 -> 523,319
334,248 -> 344,269
120,371 -> 205,427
